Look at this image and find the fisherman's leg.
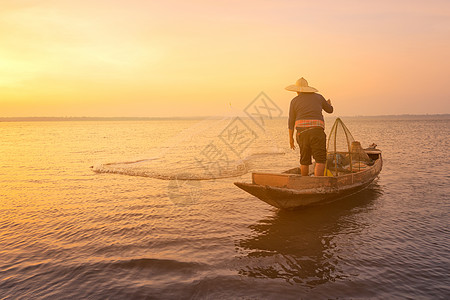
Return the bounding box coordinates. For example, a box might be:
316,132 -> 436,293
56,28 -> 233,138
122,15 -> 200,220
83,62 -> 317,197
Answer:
310,128 -> 327,176
314,163 -> 325,176
298,132 -> 312,176
301,165 -> 310,176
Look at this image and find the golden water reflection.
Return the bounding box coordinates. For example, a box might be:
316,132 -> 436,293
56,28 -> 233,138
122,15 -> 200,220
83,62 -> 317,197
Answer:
235,183 -> 383,286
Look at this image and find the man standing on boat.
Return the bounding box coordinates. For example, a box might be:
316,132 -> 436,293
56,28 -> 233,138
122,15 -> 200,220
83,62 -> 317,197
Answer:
287,77 -> 333,176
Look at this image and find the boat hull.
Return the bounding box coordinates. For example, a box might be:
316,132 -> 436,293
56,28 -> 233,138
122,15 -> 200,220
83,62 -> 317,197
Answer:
234,155 -> 382,210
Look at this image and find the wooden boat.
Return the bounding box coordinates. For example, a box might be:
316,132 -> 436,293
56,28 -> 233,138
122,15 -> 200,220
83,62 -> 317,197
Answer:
234,118 -> 382,209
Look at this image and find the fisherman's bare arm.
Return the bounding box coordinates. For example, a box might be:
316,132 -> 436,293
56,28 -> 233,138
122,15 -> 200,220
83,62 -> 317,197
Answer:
323,99 -> 333,113
288,100 -> 296,150
289,129 -> 295,150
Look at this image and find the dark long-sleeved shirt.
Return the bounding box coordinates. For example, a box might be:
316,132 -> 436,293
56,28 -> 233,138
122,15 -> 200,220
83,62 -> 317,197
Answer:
288,93 -> 333,130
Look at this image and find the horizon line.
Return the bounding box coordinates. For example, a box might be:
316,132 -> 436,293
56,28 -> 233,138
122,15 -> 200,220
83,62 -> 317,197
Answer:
0,113 -> 449,122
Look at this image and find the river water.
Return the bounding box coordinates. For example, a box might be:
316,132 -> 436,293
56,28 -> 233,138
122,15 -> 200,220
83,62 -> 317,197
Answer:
0,115 -> 449,299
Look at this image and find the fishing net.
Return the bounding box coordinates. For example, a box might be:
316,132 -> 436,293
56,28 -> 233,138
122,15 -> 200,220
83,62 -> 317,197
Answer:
326,118 -> 372,176
91,116 -> 285,180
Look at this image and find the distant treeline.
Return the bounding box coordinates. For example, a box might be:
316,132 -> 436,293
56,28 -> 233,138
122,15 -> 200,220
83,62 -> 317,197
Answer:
0,117 -> 211,122
0,114 -> 448,122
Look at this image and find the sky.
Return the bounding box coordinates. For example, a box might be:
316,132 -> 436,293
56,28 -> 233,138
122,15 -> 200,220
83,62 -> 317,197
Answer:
1,0 -> 449,117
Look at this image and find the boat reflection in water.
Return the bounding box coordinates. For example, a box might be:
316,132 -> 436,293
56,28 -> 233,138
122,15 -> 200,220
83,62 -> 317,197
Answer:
235,182 -> 383,287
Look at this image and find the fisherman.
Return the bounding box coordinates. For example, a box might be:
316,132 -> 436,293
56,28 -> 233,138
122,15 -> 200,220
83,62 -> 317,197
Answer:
286,77 -> 333,176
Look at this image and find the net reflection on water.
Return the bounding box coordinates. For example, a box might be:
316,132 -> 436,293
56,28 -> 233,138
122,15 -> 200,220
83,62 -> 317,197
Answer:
235,182 -> 384,287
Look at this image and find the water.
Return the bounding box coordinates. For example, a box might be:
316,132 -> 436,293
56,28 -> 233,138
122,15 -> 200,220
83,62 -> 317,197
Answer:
0,116 -> 449,299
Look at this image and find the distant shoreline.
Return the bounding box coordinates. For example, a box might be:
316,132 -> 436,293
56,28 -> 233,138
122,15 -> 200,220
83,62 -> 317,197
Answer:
0,116 -> 211,122
0,114 -> 449,122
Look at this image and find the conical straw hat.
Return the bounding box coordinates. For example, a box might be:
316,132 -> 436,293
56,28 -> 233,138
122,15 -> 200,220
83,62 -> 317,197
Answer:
285,77 -> 318,93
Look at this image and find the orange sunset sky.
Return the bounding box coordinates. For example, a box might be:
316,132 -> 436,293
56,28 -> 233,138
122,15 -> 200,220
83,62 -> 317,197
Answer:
1,0 -> 449,117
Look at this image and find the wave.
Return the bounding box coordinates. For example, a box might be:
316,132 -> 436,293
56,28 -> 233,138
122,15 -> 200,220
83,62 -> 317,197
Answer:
110,258 -> 208,272
0,257 -> 210,299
